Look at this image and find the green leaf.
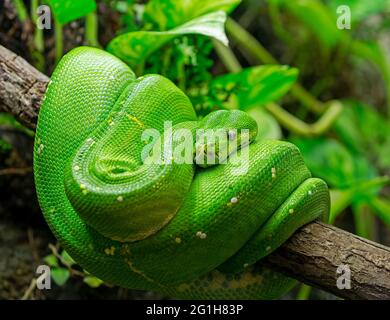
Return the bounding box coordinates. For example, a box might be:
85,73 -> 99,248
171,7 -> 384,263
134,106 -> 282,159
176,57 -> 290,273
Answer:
329,177 -> 390,223
377,138 -> 390,169
189,65 -> 297,116
144,0 -> 241,30
352,202 -> 377,240
107,11 -> 228,68
271,0 -> 342,47
83,275 -> 104,288
43,254 -> 59,267
368,197 -> 390,227
209,65 -> 298,110
329,188 -> 354,224
61,250 -> 76,267
51,267 -> 70,286
351,41 -> 390,78
247,108 -> 282,140
292,137 -> 378,189
333,100 -> 390,169
327,0 -> 389,23
351,41 -> 390,99
46,0 -> 96,25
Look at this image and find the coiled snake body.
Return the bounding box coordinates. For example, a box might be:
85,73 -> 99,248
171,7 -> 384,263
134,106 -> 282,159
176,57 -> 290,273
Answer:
34,47 -> 330,299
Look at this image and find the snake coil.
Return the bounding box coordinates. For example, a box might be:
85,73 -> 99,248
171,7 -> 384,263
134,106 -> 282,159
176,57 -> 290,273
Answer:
34,47 -> 330,299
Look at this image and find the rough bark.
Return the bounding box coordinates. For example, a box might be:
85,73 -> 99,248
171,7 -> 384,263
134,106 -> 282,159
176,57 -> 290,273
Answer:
264,221 -> 390,300
1,44 -> 390,300
0,45 -> 48,129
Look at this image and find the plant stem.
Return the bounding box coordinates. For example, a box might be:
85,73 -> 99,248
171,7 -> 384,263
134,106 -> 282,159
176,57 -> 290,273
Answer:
266,100 -> 342,137
12,0 -> 28,23
85,11 -> 100,47
268,2 -> 293,46
212,39 -> 242,73
226,17 -> 277,64
31,0 -> 45,71
226,17 -> 325,114
177,60 -> 186,91
161,46 -> 173,77
54,19 -> 63,65
31,0 -> 44,52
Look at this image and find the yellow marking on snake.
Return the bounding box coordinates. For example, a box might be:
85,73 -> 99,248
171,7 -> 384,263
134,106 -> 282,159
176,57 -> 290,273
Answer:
126,259 -> 155,283
104,246 -> 116,255
126,113 -> 144,128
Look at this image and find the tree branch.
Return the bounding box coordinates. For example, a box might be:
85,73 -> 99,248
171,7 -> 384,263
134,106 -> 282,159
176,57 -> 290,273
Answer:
1,45 -> 389,300
263,221 -> 390,300
0,45 -> 48,129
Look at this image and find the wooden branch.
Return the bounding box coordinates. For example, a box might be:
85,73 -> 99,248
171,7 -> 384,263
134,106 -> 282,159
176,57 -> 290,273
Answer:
263,221 -> 390,300
1,44 -> 390,300
0,45 -> 48,129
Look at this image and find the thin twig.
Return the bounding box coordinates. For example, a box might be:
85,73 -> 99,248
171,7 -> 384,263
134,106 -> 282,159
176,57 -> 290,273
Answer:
21,278 -> 37,300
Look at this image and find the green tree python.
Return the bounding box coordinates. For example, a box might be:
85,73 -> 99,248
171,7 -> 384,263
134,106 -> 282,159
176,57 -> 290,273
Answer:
34,47 -> 330,299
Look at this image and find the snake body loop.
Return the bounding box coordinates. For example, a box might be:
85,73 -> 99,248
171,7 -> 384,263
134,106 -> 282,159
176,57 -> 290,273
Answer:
34,47 -> 330,299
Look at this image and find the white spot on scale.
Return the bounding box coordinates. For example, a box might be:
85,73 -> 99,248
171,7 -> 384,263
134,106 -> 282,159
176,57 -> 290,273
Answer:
117,196 -> 124,202
289,208 -> 294,214
37,144 -> 44,154
196,231 -> 207,239
266,246 -> 271,251
74,165 -> 80,171
308,190 -> 313,196
230,197 -> 238,204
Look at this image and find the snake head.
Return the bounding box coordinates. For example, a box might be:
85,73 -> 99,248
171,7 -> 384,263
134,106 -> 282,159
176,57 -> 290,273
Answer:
194,110 -> 258,168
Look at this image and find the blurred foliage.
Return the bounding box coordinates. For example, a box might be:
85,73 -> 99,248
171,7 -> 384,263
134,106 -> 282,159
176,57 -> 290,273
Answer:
107,11 -> 228,69
44,246 -> 104,288
5,0 -> 390,299
45,0 -> 97,24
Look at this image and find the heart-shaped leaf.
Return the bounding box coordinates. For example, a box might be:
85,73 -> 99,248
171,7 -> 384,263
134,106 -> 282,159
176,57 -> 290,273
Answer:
51,267 -> 70,286
144,0 -> 241,30
107,11 -> 228,68
190,65 -> 298,112
83,275 -> 104,288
